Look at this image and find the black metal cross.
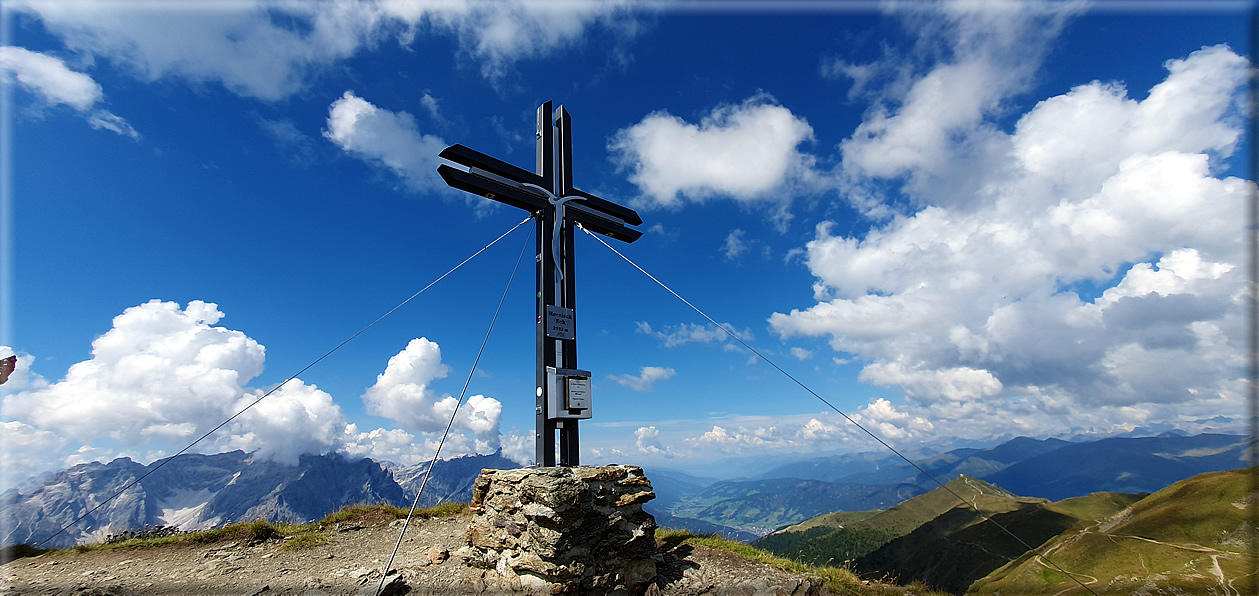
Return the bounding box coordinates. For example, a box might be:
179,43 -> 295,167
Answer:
437,101 -> 643,467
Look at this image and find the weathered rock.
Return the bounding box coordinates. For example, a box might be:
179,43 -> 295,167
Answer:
465,465 -> 659,594
353,569 -> 407,596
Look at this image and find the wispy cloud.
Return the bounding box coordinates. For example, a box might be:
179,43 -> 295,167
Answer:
721,229 -> 747,260
635,321 -> 752,348
608,366 -> 676,391
1,46 -> 137,137
11,0 -> 644,101
323,90 -> 449,193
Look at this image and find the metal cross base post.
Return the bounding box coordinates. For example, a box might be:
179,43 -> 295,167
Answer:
437,102 -> 643,467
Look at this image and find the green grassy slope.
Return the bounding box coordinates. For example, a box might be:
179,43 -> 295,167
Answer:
783,509 -> 884,533
753,510 -> 882,557
858,499 -> 1079,594
968,467 -> 1259,595
757,476 -> 1030,566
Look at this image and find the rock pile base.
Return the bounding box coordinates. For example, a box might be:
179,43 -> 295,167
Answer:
459,465 -> 658,594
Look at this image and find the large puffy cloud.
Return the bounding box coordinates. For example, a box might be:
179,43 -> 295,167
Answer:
3,300 -> 266,445
224,380 -> 348,465
634,426 -> 669,456
0,302 -> 510,488
10,0 -> 639,101
360,338 -> 502,450
0,46 -> 137,137
610,95 -> 818,210
324,91 -> 449,193
772,43 -> 1251,442
0,301 -> 352,479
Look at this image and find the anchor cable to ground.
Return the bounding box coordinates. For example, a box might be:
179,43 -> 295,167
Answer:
32,215 -> 535,549
578,223 -> 1099,596
374,219 -> 534,596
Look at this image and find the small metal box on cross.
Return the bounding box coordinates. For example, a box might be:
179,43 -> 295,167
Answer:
437,102 -> 643,467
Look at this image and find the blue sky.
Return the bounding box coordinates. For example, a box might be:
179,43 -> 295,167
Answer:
1,0 -> 1253,488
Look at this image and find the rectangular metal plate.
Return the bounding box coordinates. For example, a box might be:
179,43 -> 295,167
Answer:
545,305 -> 575,339
566,377 -> 590,410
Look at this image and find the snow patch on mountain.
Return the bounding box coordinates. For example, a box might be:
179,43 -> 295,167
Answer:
156,487 -> 219,528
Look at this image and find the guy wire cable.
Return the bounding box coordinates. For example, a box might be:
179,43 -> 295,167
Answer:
374,217 -> 534,596
577,223 -> 1100,596
34,214 -> 534,548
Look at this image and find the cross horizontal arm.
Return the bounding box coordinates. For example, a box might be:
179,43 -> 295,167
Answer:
440,143 -> 642,228
440,144 -> 544,189
437,164 -> 642,243
438,164 -> 549,212
565,202 -> 643,242
565,188 -> 643,226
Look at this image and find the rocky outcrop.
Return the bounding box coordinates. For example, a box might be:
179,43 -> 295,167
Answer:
460,465 -> 659,593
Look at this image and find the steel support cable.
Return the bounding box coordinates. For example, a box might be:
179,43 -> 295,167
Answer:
577,223 -> 1099,596
34,215 -> 535,549
374,219 -> 534,596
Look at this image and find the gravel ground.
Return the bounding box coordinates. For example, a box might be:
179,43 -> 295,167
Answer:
1,513 -> 838,595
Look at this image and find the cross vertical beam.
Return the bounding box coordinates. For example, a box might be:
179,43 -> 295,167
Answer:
437,102 -> 642,467
534,101 -> 559,466
536,104 -> 583,466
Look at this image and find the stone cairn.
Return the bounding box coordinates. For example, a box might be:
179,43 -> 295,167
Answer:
458,465 -> 659,594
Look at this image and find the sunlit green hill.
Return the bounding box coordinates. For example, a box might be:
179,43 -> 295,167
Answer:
754,475 -> 1146,594
861,489 -> 1141,593
968,467 -> 1258,595
754,476 -> 1029,566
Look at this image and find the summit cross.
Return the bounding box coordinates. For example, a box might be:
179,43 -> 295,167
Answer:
437,102 -> 643,467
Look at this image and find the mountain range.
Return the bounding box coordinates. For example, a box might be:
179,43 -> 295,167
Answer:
644,432 -> 1253,539
0,450 -> 517,549
2,432 -> 1250,552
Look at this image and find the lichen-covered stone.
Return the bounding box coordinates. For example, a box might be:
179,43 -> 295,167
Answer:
465,465 -> 658,594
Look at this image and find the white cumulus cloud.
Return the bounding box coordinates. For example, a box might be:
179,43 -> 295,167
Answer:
610,95 -> 818,209
2,300 -> 266,445
772,43 -> 1252,442
0,303 -> 513,489
634,425 -> 670,455
360,338 -> 502,449
0,300 -> 353,482
225,380 -> 348,465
